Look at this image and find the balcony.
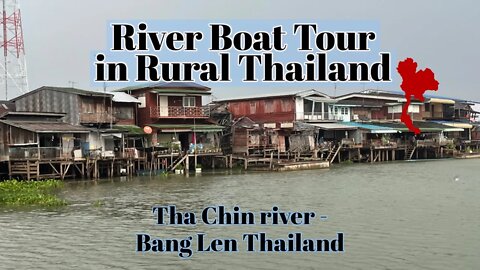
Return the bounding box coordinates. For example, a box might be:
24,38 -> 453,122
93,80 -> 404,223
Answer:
80,112 -> 116,124
9,146 -> 64,160
300,112 -> 343,121
150,106 -> 210,118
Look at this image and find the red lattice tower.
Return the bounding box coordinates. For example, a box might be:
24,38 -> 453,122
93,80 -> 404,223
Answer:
0,0 -> 28,100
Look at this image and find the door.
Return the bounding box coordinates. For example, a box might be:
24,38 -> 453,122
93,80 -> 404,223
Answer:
159,96 -> 168,117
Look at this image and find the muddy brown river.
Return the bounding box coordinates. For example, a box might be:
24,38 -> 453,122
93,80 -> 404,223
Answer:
1,159 -> 479,269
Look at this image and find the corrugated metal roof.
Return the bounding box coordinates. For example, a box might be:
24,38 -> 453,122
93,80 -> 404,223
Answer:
113,125 -> 145,135
0,120 -> 90,133
342,122 -> 398,134
309,123 -> 357,130
11,86 -> 112,101
111,92 -> 140,103
371,121 -> 461,132
431,121 -> 470,130
1,111 -> 66,118
149,124 -> 224,133
151,89 -> 212,96
214,89 -> 332,102
115,82 -> 211,92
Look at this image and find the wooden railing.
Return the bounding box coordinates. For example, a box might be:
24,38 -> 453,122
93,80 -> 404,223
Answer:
9,147 -> 64,160
150,106 -> 210,118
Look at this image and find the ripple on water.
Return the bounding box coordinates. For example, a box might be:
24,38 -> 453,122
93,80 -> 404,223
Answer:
0,159 -> 479,269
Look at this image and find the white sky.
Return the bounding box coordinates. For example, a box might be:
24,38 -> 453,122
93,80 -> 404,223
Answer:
16,0 -> 480,101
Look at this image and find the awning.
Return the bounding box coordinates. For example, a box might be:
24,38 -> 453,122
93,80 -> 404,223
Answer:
427,98 -> 455,104
309,123 -> 357,130
432,121 -> 471,131
342,122 -> 398,134
150,124 -> 224,133
0,120 -> 90,133
305,96 -> 334,103
113,125 -> 146,135
372,121 -> 463,133
101,133 -> 122,138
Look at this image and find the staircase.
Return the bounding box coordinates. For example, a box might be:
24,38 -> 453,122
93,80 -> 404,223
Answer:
326,143 -> 342,163
167,153 -> 188,172
405,146 -> 416,160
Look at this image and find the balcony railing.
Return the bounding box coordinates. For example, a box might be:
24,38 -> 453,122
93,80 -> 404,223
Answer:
9,147 -> 64,160
80,112 -> 116,124
301,112 -> 343,121
150,106 -> 210,118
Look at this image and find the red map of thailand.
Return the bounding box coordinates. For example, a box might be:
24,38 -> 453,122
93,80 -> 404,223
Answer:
397,58 -> 439,134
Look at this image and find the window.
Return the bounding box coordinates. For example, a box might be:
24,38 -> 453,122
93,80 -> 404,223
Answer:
303,100 -> 313,114
183,97 -> 196,107
114,106 -> 134,119
425,104 -> 430,112
138,94 -> 146,108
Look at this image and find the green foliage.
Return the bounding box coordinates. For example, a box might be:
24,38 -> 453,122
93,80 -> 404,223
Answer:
92,200 -> 104,207
446,142 -> 456,150
176,164 -> 184,170
0,179 -> 67,207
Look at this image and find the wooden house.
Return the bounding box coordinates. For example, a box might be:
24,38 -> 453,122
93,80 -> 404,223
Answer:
0,111 -> 92,179
12,86 -> 117,126
10,86 -> 143,158
214,89 -> 336,126
335,90 -> 425,121
115,82 -> 223,152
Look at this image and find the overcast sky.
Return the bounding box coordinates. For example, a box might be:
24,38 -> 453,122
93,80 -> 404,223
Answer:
15,0 -> 480,101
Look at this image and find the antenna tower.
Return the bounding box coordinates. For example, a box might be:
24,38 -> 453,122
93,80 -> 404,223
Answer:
0,0 -> 28,100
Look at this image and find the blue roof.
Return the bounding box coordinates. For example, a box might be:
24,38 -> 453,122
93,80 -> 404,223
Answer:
343,122 -> 398,133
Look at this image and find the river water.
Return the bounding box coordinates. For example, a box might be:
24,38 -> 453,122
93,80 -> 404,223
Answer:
1,159 -> 479,269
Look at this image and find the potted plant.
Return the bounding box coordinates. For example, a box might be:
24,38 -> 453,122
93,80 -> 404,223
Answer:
195,164 -> 202,173
175,164 -> 184,174
171,142 -> 181,153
